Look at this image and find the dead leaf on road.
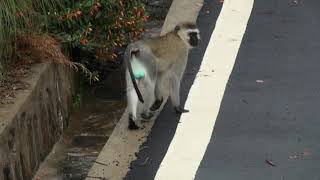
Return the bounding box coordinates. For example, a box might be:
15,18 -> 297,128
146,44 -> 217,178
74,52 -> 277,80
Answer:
303,149 -> 312,157
289,155 -> 298,159
265,159 -> 276,167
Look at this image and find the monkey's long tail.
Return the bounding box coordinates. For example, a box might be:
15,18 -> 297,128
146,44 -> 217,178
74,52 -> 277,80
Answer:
125,47 -> 145,103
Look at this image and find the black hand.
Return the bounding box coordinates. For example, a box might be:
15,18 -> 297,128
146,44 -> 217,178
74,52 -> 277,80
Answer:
128,115 -> 142,130
141,112 -> 154,119
150,97 -> 164,111
174,106 -> 189,114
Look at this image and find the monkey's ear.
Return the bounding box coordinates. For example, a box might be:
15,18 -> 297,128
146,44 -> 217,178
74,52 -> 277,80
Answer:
174,25 -> 181,32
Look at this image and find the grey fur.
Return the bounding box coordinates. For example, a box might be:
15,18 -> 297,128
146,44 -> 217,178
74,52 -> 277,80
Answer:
125,23 -> 200,129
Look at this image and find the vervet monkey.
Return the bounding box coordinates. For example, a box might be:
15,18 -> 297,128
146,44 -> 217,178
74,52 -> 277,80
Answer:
125,22 -> 200,130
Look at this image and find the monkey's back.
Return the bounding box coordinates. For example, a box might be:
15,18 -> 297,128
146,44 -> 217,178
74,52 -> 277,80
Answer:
127,31 -> 189,74
143,33 -> 188,71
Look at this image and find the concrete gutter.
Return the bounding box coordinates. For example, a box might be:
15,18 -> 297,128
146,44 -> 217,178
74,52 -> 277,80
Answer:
0,63 -> 74,180
86,1 -> 204,179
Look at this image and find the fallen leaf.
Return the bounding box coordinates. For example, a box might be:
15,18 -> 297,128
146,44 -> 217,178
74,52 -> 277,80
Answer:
241,99 -> 249,104
292,0 -> 299,5
289,155 -> 298,159
265,159 -> 276,167
303,150 -> 312,157
140,157 -> 150,166
290,0 -> 302,6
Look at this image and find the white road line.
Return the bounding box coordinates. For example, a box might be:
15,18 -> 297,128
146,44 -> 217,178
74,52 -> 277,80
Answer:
154,0 -> 254,179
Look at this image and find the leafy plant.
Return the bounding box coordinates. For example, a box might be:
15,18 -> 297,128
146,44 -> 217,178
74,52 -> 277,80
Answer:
0,0 -> 148,82
0,0 -> 63,76
48,0 -> 148,61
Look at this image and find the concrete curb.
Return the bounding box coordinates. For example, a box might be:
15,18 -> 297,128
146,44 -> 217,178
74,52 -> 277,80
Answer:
86,1 -> 204,179
0,63 -> 74,180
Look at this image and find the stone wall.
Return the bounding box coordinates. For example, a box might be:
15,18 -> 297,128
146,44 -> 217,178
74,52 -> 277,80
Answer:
0,62 -> 74,180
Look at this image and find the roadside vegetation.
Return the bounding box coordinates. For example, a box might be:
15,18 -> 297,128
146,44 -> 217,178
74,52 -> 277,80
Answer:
0,0 -> 148,103
49,0 -> 148,61
0,0 -> 62,78
0,0 -> 148,80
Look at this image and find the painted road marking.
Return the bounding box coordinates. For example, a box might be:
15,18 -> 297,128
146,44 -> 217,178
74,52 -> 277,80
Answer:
154,0 -> 254,179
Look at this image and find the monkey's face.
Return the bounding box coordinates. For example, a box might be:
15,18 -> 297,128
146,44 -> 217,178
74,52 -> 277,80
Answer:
176,23 -> 200,48
188,31 -> 200,47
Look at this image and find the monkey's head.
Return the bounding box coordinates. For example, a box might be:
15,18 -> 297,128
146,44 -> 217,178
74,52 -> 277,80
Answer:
175,22 -> 200,48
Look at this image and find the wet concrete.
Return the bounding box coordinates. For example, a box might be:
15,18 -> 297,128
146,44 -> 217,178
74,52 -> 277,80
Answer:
60,98 -> 126,180
34,70 -> 127,180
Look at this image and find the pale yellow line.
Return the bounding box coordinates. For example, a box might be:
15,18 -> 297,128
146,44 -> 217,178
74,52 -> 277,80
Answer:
154,0 -> 254,179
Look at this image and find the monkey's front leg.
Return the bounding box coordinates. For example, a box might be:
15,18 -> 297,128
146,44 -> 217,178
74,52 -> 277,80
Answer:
170,76 -> 189,114
174,106 -> 189,114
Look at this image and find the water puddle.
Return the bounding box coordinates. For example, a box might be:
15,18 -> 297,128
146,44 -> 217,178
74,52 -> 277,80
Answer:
34,71 -> 126,180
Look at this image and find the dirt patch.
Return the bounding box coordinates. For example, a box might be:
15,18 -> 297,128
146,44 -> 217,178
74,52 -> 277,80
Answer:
17,34 -> 70,65
0,34 -> 75,105
0,64 -> 31,104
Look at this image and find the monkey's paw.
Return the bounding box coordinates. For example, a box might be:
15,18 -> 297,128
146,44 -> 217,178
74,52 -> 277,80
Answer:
174,106 -> 189,114
141,112 -> 154,120
128,115 -> 144,130
150,98 -> 164,111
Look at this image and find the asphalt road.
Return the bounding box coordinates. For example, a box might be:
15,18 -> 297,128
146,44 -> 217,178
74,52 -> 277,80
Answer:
126,0 -> 320,179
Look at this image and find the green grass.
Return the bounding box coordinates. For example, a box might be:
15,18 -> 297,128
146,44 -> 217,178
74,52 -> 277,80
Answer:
0,0 -> 63,77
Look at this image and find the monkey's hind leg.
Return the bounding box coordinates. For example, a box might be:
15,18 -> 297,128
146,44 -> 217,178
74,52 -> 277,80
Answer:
141,76 -> 156,120
126,72 -> 144,130
127,88 -> 144,130
127,91 -> 142,130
